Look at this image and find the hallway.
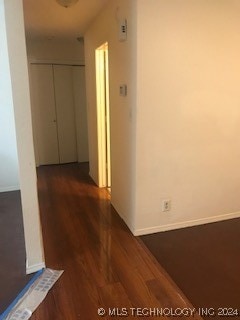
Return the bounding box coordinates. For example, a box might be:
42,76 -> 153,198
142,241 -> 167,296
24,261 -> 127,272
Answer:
32,163 -> 201,319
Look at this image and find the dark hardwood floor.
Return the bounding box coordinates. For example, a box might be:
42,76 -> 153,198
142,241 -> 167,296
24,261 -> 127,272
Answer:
141,219 -> 240,320
31,163 -> 201,319
0,191 -> 33,314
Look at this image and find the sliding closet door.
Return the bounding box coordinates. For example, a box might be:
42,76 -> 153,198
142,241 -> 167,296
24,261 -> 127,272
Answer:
31,64 -> 59,165
53,65 -> 77,164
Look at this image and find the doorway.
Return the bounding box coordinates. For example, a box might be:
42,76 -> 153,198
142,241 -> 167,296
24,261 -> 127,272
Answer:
95,42 -> 111,189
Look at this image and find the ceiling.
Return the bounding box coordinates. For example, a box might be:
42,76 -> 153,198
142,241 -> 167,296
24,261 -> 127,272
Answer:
23,0 -> 109,40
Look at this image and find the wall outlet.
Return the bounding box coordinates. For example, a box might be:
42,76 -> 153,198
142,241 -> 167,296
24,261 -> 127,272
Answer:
162,199 -> 171,212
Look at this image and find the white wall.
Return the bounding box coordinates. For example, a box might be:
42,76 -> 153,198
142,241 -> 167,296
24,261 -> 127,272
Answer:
0,2 -> 20,192
134,0 -> 240,234
73,66 -> 89,162
84,0 -> 137,229
3,0 -> 45,273
86,0 -> 240,236
26,37 -> 85,64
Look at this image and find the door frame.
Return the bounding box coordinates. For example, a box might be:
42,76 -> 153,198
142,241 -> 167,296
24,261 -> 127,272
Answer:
95,42 -> 111,188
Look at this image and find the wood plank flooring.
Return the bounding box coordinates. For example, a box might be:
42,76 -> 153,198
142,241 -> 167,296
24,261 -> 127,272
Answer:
0,191 -> 33,314
141,219 -> 240,320
32,163 -> 202,319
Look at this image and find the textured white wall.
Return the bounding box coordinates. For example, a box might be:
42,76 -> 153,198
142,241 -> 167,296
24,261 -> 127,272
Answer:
3,0 -> 45,272
0,1 -> 20,192
134,0 -> 240,234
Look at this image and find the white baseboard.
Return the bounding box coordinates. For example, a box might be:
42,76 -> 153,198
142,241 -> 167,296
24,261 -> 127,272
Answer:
133,211 -> 240,236
26,262 -> 46,274
0,185 -> 20,192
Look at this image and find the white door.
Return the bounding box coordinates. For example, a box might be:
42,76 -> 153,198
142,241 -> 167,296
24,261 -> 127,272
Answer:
53,65 -> 77,164
31,64 -> 59,165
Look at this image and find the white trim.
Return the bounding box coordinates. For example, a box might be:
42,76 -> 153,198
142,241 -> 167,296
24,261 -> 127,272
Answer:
95,43 -> 111,188
96,47 -> 106,187
0,185 -> 20,192
133,211 -> 240,236
26,262 -> 46,275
